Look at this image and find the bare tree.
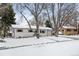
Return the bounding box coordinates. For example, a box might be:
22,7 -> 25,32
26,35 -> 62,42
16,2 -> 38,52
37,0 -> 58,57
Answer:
43,4 -> 51,23
14,4 -> 32,30
30,15 -> 45,26
23,3 -> 44,39
58,4 -> 76,29
55,3 -> 76,36
15,3 -> 77,37
44,3 -> 77,36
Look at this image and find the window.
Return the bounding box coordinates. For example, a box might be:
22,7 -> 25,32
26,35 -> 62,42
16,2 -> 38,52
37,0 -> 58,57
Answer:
66,29 -> 71,31
62,30 -> 64,31
40,30 -> 45,33
28,29 -> 33,32
74,29 -> 77,31
17,29 -> 23,32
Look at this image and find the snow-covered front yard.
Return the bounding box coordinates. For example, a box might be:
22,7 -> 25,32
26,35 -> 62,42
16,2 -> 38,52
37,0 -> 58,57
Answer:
0,35 -> 79,56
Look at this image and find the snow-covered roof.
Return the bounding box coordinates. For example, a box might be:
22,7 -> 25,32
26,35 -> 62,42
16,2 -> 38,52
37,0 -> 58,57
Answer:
77,21 -> 79,24
12,25 -> 52,30
63,26 -> 76,29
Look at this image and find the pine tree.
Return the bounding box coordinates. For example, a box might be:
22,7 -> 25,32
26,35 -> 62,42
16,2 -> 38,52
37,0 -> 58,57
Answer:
0,4 -> 15,38
45,20 -> 52,28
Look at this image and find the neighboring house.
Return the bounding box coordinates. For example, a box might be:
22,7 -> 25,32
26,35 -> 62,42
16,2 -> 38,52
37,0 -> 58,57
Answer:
76,21 -> 79,34
11,25 -> 52,38
61,26 -> 78,35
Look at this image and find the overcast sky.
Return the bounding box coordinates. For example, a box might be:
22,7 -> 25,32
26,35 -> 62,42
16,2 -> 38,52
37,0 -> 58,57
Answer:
13,4 -> 33,25
12,3 -> 79,25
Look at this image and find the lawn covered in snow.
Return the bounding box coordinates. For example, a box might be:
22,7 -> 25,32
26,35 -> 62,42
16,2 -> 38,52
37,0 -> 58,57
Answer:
0,35 -> 79,56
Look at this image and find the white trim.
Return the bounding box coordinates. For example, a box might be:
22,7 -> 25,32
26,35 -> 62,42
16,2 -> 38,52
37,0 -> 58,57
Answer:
63,26 -> 76,29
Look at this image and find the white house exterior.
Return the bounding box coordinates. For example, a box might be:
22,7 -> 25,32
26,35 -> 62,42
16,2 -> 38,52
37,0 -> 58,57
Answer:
11,25 -> 52,38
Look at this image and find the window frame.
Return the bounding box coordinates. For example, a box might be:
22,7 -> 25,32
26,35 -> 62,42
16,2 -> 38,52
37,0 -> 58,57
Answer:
17,29 -> 23,32
66,29 -> 71,31
40,30 -> 45,33
74,29 -> 77,31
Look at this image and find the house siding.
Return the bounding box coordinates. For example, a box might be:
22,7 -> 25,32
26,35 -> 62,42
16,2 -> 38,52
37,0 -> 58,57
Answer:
12,28 -> 52,38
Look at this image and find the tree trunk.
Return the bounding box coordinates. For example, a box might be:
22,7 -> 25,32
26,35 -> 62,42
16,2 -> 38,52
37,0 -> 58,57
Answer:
51,4 -> 56,36
55,26 -> 58,37
35,16 -> 40,39
20,12 -> 32,30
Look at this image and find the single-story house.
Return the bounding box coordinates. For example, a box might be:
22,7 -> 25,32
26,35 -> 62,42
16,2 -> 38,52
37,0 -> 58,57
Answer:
61,26 -> 78,35
11,25 -> 52,38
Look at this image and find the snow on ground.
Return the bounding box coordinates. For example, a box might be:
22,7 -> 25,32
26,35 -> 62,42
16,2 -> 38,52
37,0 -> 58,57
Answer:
59,35 -> 79,38
0,36 -> 73,48
0,36 -> 79,56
